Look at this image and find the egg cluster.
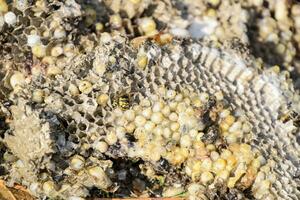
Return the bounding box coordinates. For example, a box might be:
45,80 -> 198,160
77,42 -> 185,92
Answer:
0,1 -> 81,81
101,86 -> 263,193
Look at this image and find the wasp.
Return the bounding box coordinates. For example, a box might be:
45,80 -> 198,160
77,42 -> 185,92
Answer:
201,125 -> 220,144
112,92 -> 132,110
280,110 -> 300,127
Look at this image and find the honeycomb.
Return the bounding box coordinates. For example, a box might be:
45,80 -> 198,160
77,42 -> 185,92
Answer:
0,35 -> 299,199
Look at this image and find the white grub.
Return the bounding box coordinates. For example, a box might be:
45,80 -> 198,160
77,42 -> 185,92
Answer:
93,141 -> 108,153
32,44 -> 46,58
47,66 -> 62,76
93,57 -> 107,76
88,166 -> 112,189
69,83 -> 80,96
97,93 -> 109,106
138,17 -> 157,36
162,186 -> 185,197
53,26 -> 66,39
51,46 -> 64,57
10,71 -> 26,90
27,34 -> 41,47
4,11 -> 17,26
275,0 -> 288,22
70,155 -> 85,170
78,80 -> 93,94
43,181 -> 56,194
32,89 -> 45,103
100,32 -> 112,44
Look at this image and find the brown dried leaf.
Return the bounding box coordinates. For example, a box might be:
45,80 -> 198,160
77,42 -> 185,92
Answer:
0,180 -> 35,200
0,180 -> 16,200
130,33 -> 173,49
